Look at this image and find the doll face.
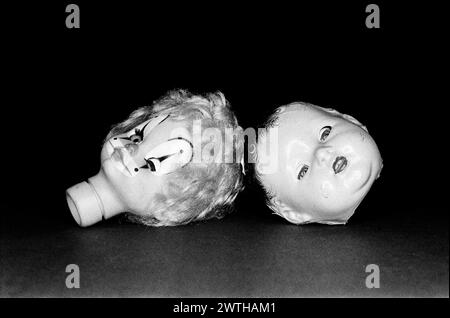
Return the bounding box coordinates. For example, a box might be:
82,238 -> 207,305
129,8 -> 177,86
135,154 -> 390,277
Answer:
258,104 -> 382,223
100,114 -> 193,216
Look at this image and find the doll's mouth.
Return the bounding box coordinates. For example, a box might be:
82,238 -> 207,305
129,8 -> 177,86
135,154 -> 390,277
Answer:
111,148 -> 125,162
109,140 -> 129,164
110,147 -> 136,176
111,148 -> 129,168
333,156 -> 348,174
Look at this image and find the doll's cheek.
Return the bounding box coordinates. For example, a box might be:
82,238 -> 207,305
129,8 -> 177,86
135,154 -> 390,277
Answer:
343,166 -> 373,194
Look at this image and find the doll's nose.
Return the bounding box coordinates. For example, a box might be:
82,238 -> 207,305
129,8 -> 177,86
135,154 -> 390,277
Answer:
315,146 -> 333,165
125,143 -> 139,156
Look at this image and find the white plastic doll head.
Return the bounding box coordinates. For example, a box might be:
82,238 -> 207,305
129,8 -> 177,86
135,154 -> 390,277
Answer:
255,102 -> 383,225
66,90 -> 244,227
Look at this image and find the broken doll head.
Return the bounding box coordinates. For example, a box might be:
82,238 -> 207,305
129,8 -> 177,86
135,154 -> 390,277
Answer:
256,103 -> 383,225
66,90 -> 244,227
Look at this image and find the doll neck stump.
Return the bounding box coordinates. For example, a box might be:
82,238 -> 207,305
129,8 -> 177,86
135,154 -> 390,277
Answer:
66,171 -> 125,227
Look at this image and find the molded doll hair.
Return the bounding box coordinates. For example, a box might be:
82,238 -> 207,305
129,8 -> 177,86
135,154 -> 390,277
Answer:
106,89 -> 245,226
254,102 -> 370,224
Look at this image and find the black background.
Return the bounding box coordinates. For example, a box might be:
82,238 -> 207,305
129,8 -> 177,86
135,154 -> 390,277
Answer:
3,1 -> 444,215
1,1 -> 447,298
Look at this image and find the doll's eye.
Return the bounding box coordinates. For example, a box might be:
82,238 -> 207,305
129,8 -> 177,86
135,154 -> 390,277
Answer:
319,126 -> 332,142
129,134 -> 142,143
129,120 -> 153,144
139,158 -> 157,171
297,165 -> 309,180
139,153 -> 179,171
145,158 -> 157,171
130,126 -> 146,143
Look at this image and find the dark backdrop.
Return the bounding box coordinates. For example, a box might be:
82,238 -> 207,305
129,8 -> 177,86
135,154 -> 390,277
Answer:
3,1 -> 443,217
1,1 -> 447,298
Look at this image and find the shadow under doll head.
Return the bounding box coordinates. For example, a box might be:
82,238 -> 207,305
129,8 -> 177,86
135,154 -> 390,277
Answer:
66,90 -> 244,227
255,102 -> 383,225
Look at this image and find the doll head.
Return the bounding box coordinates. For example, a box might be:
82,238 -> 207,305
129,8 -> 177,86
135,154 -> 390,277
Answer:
255,102 -> 383,225
67,90 -> 244,227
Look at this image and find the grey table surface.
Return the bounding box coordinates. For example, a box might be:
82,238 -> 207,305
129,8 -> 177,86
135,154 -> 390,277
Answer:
1,205 -> 448,298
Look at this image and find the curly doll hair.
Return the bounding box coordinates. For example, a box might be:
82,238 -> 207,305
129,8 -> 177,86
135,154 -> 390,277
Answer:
106,89 -> 245,226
